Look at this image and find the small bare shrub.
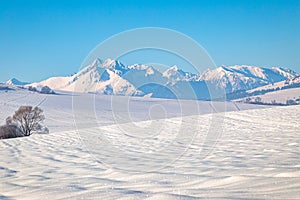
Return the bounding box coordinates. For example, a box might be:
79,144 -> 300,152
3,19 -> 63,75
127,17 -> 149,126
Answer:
0,124 -> 23,139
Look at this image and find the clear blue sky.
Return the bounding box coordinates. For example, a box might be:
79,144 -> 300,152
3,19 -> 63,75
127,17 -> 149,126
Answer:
1,0 -> 299,82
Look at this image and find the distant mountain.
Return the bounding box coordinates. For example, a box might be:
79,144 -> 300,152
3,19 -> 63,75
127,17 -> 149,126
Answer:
26,58 -> 299,100
197,65 -> 298,93
6,78 -> 30,86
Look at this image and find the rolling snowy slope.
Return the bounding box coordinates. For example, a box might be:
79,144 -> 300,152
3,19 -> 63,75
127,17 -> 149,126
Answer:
247,75 -> 300,93
0,86 -> 264,132
0,92 -> 299,199
247,87 -> 300,104
234,76 -> 300,104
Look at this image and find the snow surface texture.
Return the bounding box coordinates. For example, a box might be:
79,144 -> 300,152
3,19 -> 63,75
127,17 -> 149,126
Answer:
0,89 -> 300,199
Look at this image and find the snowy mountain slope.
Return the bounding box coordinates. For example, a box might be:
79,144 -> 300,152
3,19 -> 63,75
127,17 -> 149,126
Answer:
162,65 -> 194,85
272,67 -> 298,79
125,64 -> 166,87
29,76 -> 74,90
64,68 -> 143,96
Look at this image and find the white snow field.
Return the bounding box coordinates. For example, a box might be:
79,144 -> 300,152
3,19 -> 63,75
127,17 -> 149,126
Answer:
235,76 -> 300,104
246,87 -> 300,104
1,89 -> 300,199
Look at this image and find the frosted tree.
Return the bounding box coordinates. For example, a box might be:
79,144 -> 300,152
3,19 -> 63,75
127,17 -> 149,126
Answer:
254,97 -> 262,103
7,106 -> 46,136
40,86 -> 53,94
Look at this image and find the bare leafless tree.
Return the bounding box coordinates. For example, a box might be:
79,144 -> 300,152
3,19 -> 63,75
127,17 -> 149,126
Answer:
7,106 -> 45,136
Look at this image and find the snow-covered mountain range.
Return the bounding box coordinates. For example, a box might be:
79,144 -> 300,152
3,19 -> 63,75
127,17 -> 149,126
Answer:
198,65 -> 298,93
6,58 -> 299,100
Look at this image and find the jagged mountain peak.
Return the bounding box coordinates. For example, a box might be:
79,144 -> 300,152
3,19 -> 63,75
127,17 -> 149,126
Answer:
169,65 -> 180,71
90,58 -> 104,67
102,58 -> 124,68
163,65 -> 189,77
76,58 -> 127,77
84,58 -> 125,70
128,63 -> 154,71
127,64 -> 158,77
162,65 -> 194,85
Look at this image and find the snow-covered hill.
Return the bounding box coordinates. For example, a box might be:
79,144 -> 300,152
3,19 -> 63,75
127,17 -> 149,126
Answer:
6,78 -> 30,86
247,76 -> 300,93
21,59 -> 299,100
0,88 -> 299,199
234,76 -> 300,104
243,87 -> 300,105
